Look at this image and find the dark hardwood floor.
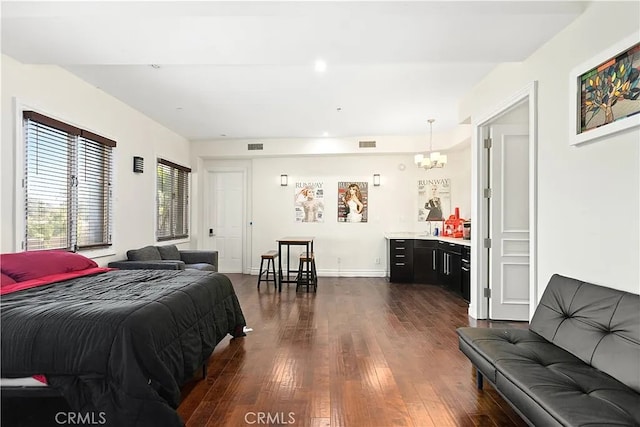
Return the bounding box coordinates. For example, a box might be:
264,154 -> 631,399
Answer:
0,274 -> 527,427
178,274 -> 528,427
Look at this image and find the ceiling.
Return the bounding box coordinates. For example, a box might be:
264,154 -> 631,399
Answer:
1,1 -> 587,144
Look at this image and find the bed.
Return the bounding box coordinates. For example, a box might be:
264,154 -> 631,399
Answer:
1,250 -> 247,427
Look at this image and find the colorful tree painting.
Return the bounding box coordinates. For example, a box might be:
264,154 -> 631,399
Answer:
581,42 -> 640,132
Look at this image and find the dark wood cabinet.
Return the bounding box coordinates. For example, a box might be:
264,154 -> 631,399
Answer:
436,244 -> 449,288
388,238 -> 470,300
449,251 -> 462,296
389,239 -> 414,283
438,241 -> 463,298
461,246 -> 471,302
413,240 -> 438,284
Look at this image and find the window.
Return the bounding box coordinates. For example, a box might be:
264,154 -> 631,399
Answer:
156,159 -> 191,241
23,111 -> 115,251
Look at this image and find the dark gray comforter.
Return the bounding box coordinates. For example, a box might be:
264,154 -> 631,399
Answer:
1,270 -> 247,426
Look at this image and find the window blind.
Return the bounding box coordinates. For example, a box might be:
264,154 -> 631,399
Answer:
76,136 -> 113,248
156,159 -> 191,241
23,111 -> 115,251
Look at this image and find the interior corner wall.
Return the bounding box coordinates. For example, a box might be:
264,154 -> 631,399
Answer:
459,2 -> 640,296
0,55 -> 191,263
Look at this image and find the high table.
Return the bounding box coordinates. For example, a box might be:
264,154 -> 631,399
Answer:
276,236 -> 314,292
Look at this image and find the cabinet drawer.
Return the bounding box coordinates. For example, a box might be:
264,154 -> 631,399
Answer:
393,251 -> 412,261
461,246 -> 471,263
389,239 -> 414,283
414,240 -> 437,249
390,262 -> 413,282
391,261 -> 412,269
391,239 -> 413,248
438,241 -> 463,255
391,239 -> 414,255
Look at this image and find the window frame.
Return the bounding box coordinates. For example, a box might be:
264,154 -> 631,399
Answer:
17,106 -> 116,255
156,158 -> 191,242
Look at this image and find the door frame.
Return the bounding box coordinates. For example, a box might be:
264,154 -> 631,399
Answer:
196,159 -> 252,274
470,81 -> 538,320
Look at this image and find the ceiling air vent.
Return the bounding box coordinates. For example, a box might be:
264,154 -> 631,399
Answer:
359,140 -> 376,148
248,143 -> 264,151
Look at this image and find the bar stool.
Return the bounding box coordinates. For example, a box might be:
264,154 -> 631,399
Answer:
296,252 -> 317,292
258,250 -> 278,290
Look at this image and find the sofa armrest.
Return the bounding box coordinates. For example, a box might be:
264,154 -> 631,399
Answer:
179,250 -> 218,268
107,260 -> 186,270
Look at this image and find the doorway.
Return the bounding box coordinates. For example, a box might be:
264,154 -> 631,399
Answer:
202,168 -> 246,273
472,82 -> 538,321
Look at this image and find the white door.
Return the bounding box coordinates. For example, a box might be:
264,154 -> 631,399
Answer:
205,170 -> 244,273
488,123 -> 530,320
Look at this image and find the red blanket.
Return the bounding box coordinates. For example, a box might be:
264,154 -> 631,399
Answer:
0,267 -> 111,295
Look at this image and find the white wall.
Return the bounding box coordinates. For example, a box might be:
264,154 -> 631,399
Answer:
1,55 -> 192,263
191,141 -> 471,275
460,2 -> 640,296
1,55 -> 472,274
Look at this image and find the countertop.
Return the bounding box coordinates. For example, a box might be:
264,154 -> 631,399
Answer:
384,232 -> 472,247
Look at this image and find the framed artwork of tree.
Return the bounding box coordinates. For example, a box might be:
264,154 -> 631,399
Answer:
569,33 -> 640,146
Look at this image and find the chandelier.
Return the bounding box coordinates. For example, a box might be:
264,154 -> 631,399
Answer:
414,118 -> 447,169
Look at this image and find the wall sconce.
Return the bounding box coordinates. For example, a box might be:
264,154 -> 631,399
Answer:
280,174 -> 288,186
133,156 -> 144,173
373,174 -> 381,186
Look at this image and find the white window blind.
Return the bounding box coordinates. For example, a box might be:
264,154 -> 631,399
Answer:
156,159 -> 191,241
23,111 -> 115,251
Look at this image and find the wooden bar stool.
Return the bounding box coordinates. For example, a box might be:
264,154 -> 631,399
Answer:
258,250 -> 278,290
296,252 -> 317,292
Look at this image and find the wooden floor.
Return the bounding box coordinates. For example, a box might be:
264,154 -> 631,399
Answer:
178,274 -> 528,427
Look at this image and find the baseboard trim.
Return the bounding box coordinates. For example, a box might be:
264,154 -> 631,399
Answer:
249,267 -> 387,278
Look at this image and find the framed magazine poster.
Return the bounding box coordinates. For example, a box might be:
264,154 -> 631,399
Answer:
294,181 -> 324,223
417,178 -> 450,222
337,181 -> 368,223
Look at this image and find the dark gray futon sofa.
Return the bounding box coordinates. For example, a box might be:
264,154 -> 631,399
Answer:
457,274 -> 640,426
108,244 -> 218,271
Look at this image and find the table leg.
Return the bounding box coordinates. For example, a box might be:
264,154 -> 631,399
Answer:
278,243 -> 283,292
287,244 -> 291,282
306,242 -> 311,290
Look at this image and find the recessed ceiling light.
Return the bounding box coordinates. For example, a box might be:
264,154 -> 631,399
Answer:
315,59 -> 327,73
322,132 -> 329,137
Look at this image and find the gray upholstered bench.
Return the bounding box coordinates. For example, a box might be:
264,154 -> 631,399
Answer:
457,274 -> 640,426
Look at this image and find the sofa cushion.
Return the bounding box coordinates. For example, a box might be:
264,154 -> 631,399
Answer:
530,274 -> 640,393
497,358 -> 640,426
127,246 -> 162,261
157,245 -> 181,261
184,263 -> 216,271
457,328 -> 572,384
